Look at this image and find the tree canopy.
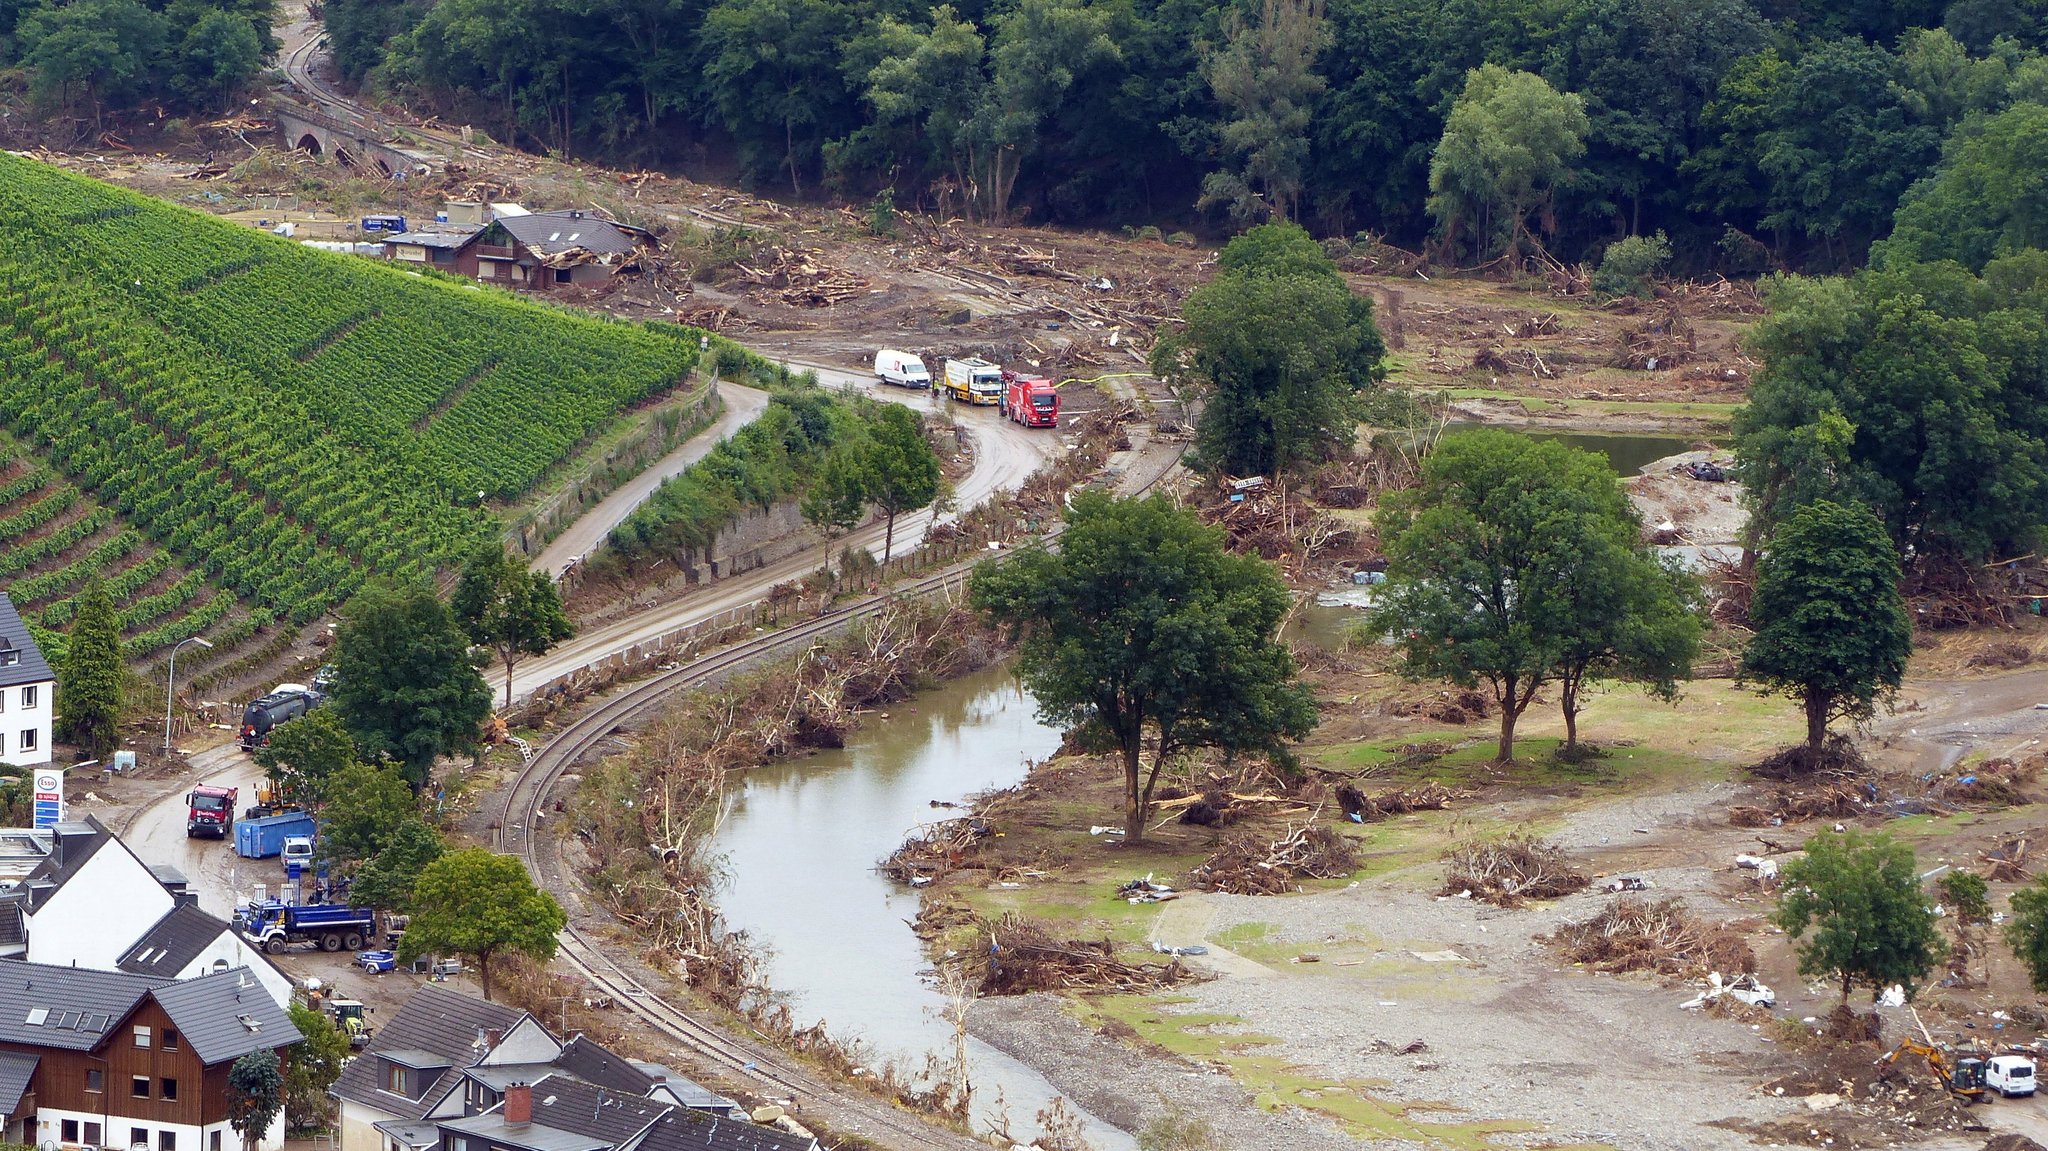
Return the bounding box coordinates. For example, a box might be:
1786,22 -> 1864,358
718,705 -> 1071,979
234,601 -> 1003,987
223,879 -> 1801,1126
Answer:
969,491 -> 1316,841
316,761 -> 417,870
1427,65 -> 1590,260
860,404 -> 943,563
397,848 -> 566,1001
331,579 -> 493,790
284,1002 -> 350,1133
2007,875 -> 2048,992
254,708 -> 360,808
226,1051 -> 285,1148
350,817 -> 446,915
1151,221 -> 1386,477
452,544 -> 574,709
1774,829 -> 1945,1002
1740,500 -> 1913,755
1372,429 -> 1698,761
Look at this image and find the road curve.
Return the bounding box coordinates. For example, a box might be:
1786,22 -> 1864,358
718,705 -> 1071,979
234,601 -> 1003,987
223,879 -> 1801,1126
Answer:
532,383 -> 769,579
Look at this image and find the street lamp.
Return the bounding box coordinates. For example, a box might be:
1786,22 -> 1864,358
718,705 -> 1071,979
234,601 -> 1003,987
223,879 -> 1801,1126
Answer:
163,636 -> 214,758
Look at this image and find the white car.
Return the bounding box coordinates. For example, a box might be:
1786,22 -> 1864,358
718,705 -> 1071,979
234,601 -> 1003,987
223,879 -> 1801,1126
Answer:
1987,1054 -> 2037,1097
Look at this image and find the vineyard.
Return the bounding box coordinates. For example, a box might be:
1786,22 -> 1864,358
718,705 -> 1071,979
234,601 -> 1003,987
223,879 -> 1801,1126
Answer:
0,153 -> 707,669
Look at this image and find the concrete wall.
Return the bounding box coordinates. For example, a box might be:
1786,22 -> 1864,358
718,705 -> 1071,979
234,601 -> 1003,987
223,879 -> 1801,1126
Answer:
704,501 -> 831,581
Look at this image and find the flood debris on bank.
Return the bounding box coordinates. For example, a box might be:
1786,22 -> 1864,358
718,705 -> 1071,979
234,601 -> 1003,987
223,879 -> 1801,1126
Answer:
1545,896 -> 1758,977
1189,821 -> 1360,895
919,905 -> 1197,996
1441,832 -> 1590,906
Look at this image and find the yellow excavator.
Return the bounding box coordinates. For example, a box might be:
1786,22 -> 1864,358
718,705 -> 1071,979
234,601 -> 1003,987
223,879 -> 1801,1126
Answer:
1875,1039 -> 1993,1104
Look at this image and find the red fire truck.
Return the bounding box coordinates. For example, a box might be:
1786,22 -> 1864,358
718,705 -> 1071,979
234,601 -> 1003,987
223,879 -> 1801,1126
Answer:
187,785 -> 238,838
999,371 -> 1060,427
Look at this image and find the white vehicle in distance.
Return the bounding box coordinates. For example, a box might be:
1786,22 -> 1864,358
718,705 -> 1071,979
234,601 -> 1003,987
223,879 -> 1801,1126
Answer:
1987,1054 -> 2036,1097
874,349 -> 932,389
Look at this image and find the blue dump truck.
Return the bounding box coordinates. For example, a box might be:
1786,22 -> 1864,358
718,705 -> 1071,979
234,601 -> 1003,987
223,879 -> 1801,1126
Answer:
237,900 -> 374,955
235,811 -> 316,859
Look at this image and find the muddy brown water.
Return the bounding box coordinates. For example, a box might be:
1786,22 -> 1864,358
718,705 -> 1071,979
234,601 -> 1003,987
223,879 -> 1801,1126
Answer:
710,664 -> 1136,1150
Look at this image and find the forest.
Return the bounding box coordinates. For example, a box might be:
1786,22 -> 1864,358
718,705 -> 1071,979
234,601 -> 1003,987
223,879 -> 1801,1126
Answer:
293,0 -> 2048,268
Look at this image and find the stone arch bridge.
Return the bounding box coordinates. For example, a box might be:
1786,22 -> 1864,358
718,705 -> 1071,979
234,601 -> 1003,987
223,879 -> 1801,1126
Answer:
273,102 -> 436,176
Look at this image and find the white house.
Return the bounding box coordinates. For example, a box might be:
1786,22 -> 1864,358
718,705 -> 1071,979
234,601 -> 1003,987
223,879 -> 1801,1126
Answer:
0,594 -> 53,768
0,819 -> 292,1007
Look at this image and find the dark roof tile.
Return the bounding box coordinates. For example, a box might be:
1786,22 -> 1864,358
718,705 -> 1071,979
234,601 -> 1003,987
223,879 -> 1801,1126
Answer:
117,903 -> 230,976
0,596 -> 53,691
334,985 -> 528,1119
150,967 -> 298,1065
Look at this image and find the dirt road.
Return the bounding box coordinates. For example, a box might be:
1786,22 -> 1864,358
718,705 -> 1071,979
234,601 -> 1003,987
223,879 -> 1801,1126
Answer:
532,383 -> 768,579
119,743 -> 272,916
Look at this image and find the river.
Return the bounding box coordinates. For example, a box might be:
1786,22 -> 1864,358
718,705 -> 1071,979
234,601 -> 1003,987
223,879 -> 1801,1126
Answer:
709,664 -> 1137,1150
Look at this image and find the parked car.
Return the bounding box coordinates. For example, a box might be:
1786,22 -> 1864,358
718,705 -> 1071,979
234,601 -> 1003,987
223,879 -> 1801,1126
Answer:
874,349 -> 932,389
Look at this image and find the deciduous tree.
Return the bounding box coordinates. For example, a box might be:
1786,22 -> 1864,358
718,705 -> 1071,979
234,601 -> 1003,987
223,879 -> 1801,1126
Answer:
799,444 -> 871,539
284,1002 -> 349,1132
331,580 -> 492,791
1372,430 -> 1680,761
860,405 -> 941,563
1426,65 -> 1589,260
397,848 -> 566,1001
1151,221 -> 1385,478
56,578 -> 122,758
452,544 -> 574,709
2006,874 -> 2048,992
1740,500 -> 1911,756
350,817 -> 444,917
316,761 -> 416,870
254,707 -> 359,808
970,492 -> 1316,841
1199,0 -> 1329,223
1774,829 -> 1944,1002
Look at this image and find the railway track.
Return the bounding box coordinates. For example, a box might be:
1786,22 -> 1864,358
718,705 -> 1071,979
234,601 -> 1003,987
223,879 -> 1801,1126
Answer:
497,568 -> 991,1151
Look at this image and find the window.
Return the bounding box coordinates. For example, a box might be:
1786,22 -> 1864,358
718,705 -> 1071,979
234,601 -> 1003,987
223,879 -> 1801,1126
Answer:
157,1132 -> 173,1151
18,730 -> 33,753
85,1122 -> 101,1146
162,1030 -> 177,1052
129,1129 -> 145,1150
131,1077 -> 150,1099
133,1025 -> 151,1048
0,689 -> 7,712
86,1068 -> 103,1092
61,1120 -> 77,1142
384,1062 -> 407,1095
160,1079 -> 177,1101
208,1133 -> 219,1151
554,269 -> 572,284
19,686 -> 32,708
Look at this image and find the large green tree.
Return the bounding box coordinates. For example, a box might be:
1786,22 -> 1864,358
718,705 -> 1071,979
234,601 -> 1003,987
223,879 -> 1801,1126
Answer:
17,0 -> 164,127
1741,500 -> 1912,755
2006,874 -> 2048,992
316,761 -> 416,870
1883,100 -> 2048,271
452,544 -> 574,709
226,1051 -> 285,1148
253,707 -> 359,809
699,0 -> 849,195
1426,65 -> 1589,260
1151,221 -> 1386,477
970,492 -> 1316,841
1774,829 -> 1945,1002
398,848 -> 566,1001
284,1002 -> 350,1133
1372,430 -> 1683,761
861,404 -> 942,563
330,580 -> 493,790
56,578 -> 122,758
1199,0 -> 1329,223
350,817 -> 445,917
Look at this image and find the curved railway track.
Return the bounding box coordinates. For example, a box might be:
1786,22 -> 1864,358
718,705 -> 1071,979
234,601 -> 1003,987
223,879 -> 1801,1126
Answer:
497,568 -> 990,1151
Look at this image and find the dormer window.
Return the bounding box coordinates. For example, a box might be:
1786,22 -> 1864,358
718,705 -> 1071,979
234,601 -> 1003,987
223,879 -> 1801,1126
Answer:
0,639 -> 17,667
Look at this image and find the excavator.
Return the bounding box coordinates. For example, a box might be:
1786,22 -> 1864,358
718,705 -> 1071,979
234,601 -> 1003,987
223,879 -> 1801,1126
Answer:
1875,1039 -> 1993,1104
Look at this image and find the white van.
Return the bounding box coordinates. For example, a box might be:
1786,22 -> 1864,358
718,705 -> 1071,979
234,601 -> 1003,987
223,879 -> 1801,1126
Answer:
1987,1054 -> 2037,1097
875,349 -> 932,389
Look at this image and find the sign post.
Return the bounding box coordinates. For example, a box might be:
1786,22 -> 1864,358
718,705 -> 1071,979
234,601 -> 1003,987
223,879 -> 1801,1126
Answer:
31,769 -> 63,828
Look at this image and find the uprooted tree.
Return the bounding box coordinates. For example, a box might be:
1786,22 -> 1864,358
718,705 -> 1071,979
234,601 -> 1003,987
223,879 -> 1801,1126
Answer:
1740,499 -> 1912,757
969,491 -> 1316,842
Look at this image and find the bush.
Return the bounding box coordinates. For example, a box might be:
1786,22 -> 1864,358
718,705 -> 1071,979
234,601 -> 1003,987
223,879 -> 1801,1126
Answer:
1592,231 -> 1671,299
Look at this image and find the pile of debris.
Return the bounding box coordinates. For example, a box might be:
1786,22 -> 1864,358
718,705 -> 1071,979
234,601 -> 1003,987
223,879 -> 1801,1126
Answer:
1727,779 -> 1870,827
1442,833 -> 1590,906
1190,822 -> 1361,895
878,806 -> 1002,886
1935,756 -> 2042,808
1388,689 -> 1491,725
1610,307 -> 1697,370
1333,782 -> 1457,824
734,245 -> 869,306
1983,836 -> 2031,882
1546,896 -> 1757,977
959,912 -> 1195,997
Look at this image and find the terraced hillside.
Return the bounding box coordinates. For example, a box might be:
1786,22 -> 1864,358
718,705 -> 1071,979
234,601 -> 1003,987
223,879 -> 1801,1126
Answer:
0,153 -> 704,670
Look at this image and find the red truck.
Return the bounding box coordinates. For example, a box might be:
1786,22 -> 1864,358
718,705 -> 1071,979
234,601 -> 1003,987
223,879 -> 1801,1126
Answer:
187,785 -> 237,838
1000,371 -> 1060,427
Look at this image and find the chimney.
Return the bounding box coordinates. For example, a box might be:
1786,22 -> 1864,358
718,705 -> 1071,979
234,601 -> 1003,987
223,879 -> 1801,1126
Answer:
485,1027 -> 503,1050
505,1083 -> 532,1126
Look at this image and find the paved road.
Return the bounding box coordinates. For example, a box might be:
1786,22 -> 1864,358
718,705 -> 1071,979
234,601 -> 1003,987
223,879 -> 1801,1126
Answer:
532,383 -> 768,579
120,744 -> 275,915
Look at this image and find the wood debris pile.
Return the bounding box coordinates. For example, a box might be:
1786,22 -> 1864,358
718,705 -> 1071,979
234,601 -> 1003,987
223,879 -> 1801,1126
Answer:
1545,896 -> 1757,976
1472,343 -> 1556,378
1334,782 -> 1457,823
1983,836 -> 2031,883
1670,275 -> 1767,315
1727,781 -> 1869,827
960,912 -> 1194,996
1388,689 -> 1491,724
1442,833 -> 1589,906
1190,821 -> 1360,895
734,245 -> 869,306
1934,755 -> 2040,807
878,800 -> 1007,885
1611,306 -> 1697,370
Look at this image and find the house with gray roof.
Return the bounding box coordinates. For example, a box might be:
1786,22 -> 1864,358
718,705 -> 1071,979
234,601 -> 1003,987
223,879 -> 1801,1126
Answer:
0,594 -> 54,768
0,818 -> 290,1008
338,987 -> 804,1151
0,960 -> 295,1151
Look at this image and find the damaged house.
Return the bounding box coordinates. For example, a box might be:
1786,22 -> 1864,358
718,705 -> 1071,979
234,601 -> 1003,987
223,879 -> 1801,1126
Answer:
382,207 -> 654,290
